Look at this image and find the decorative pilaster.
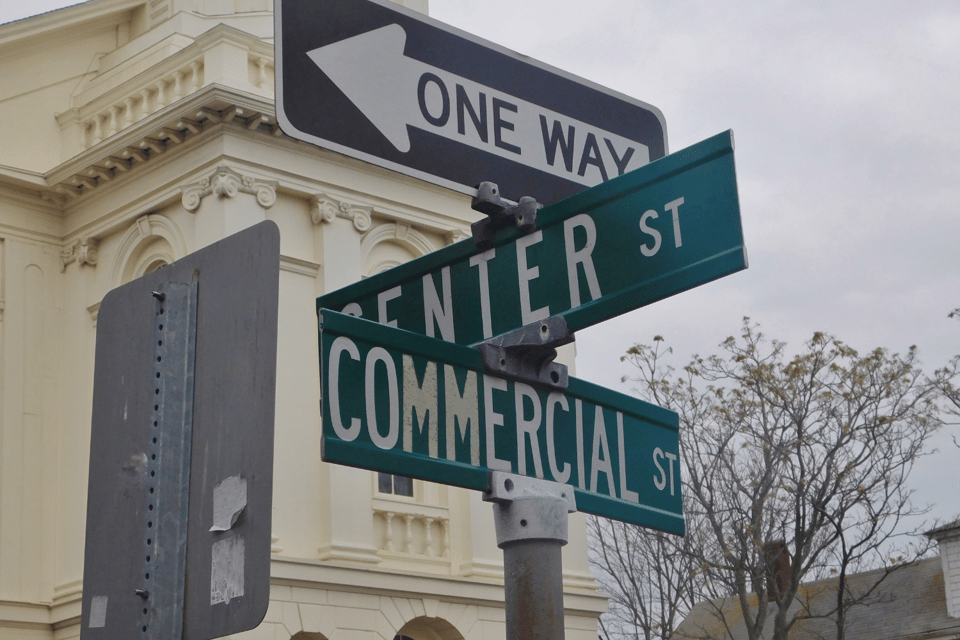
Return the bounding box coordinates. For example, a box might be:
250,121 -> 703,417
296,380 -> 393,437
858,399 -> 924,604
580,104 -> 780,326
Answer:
60,238 -> 99,271
310,193 -> 372,232
180,166 -> 278,212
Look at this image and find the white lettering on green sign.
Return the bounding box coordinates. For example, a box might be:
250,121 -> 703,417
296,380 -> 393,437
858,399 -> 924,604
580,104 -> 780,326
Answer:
343,199 -> 685,343
327,335 -> 681,501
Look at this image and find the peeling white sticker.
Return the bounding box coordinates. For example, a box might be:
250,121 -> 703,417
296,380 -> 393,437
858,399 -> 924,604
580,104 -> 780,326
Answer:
211,535 -> 245,605
89,595 -> 108,628
210,475 -> 247,532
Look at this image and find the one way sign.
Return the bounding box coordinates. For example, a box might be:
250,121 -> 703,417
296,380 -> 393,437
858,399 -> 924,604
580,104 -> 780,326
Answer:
275,0 -> 667,205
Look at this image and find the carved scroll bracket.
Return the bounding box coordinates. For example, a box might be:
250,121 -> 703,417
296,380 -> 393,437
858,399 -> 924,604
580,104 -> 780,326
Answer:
181,166 -> 278,212
310,193 -> 372,232
61,237 -> 99,272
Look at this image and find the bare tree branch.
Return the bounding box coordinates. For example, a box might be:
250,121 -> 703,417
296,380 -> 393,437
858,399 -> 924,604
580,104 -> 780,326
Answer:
596,318 -> 948,640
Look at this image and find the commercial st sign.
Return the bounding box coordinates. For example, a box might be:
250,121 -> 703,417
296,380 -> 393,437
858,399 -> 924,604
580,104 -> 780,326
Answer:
275,0 -> 667,205
319,310 -> 684,535
318,130 -> 746,347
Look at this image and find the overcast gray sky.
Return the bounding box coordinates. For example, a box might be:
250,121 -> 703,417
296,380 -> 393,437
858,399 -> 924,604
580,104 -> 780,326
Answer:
431,0 -> 960,526
4,1 -> 959,522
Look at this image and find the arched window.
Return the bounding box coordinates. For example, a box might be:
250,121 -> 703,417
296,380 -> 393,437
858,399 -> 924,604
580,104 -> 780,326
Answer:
111,214 -> 186,287
360,222 -> 437,277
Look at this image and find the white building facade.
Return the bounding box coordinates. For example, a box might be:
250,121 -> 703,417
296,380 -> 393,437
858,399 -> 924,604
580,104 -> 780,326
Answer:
0,1 -> 606,638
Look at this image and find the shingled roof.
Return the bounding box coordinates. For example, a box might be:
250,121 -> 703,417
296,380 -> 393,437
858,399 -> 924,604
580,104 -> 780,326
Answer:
674,557 -> 960,640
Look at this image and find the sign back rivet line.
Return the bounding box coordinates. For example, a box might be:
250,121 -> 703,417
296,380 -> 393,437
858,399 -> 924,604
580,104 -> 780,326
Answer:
140,281 -> 198,640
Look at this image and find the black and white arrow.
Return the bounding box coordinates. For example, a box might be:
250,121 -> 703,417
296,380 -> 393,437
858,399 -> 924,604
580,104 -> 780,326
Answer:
307,24 -> 650,188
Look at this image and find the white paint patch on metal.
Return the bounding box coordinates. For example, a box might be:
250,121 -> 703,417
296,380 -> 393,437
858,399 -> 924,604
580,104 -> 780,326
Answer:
89,596 -> 108,628
211,536 -> 245,605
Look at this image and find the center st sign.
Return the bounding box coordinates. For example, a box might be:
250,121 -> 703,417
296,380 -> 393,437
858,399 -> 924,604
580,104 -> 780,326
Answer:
319,310 -> 684,535
318,130 -> 746,347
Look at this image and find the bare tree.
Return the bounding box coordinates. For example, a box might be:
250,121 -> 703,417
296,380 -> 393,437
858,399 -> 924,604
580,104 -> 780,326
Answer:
939,308 -> 960,428
590,338 -> 731,640
595,320 -> 944,640
589,510 -> 720,640
590,518 -> 687,640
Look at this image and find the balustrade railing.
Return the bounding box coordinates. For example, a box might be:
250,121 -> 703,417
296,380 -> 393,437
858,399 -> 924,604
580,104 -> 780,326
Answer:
373,507 -> 450,561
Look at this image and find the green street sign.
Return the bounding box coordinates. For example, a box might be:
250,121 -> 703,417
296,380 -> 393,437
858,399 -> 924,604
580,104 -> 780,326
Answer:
317,130 -> 745,346
319,310 -> 684,534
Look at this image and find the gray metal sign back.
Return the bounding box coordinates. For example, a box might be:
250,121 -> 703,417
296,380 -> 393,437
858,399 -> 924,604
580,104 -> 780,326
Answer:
275,0 -> 667,205
80,221 -> 280,640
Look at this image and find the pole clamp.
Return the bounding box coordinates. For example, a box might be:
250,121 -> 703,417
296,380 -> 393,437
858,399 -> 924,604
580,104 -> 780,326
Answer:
483,472 -> 577,547
475,317 -> 573,390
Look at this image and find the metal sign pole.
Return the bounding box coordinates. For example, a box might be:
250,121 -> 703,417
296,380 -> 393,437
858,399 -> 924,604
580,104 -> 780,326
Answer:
142,281 -> 198,640
484,472 -> 577,640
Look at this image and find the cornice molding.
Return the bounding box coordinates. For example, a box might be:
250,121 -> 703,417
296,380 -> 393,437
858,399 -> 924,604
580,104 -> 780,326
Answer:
181,165 -> 277,212
2,92 -> 475,251
73,22 -> 272,122
6,85 -> 475,245
43,85 -> 277,202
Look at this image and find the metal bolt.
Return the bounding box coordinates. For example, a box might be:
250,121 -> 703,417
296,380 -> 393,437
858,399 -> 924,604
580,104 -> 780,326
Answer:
135,589 -> 149,599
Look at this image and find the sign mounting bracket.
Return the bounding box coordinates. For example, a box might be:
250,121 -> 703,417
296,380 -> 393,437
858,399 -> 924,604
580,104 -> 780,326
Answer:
470,181 -> 542,250
475,316 -> 573,390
